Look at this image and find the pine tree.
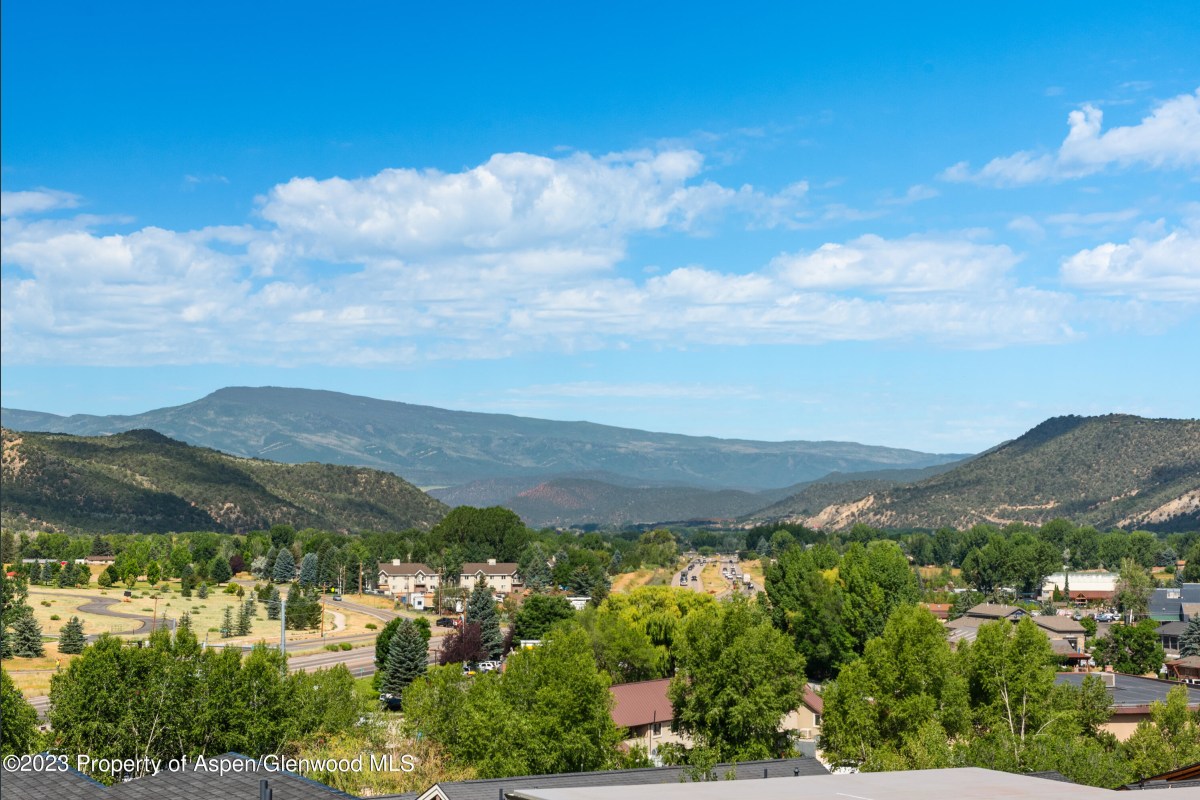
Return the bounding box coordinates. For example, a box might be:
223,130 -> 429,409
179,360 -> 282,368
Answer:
180,572 -> 193,598
273,549 -> 296,583
236,600 -> 252,636
209,556 -> 232,585
266,586 -> 282,620
58,616 -> 86,654
220,607 -> 234,638
299,552 -> 319,586
1180,616 -> 1200,658
40,562 -> 54,584
11,610 -> 45,657
55,563 -> 73,588
380,619 -> 428,700
245,596 -> 258,617
466,583 -> 503,659
197,582 -> 209,599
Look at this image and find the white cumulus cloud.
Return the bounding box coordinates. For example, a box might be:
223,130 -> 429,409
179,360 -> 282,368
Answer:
1062,224 -> 1200,301
944,88 -> 1200,186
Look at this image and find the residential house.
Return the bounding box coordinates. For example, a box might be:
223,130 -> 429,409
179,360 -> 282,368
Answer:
610,678 -> 687,760
946,604 -> 1088,665
1149,584 -> 1200,623
1119,761 -> 1200,791
1054,672 -> 1200,740
458,559 -> 522,595
377,561 -> 441,602
1165,656 -> 1200,686
1157,620 -> 1190,655
608,678 -> 825,761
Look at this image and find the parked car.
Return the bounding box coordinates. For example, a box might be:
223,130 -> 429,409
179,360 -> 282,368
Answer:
478,660 -> 502,672
436,617 -> 457,628
332,594 -> 342,601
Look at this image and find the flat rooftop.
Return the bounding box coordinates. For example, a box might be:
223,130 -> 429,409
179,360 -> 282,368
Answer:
1055,672 -> 1200,709
506,768 -> 1120,799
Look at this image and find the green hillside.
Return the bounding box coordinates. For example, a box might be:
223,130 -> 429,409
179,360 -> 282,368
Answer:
778,415 -> 1199,531
1,427 -> 448,533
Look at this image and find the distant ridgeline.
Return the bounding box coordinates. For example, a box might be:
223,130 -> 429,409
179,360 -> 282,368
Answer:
0,427 -> 447,533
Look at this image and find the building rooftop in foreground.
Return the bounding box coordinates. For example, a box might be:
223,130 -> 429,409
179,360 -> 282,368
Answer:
1055,672 -> 1200,711
505,767 -> 1121,799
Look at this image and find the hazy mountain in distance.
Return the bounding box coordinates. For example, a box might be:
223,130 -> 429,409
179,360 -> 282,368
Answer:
1,386 -> 968,491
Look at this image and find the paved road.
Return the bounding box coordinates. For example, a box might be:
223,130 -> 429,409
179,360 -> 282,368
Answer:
32,591 -> 159,638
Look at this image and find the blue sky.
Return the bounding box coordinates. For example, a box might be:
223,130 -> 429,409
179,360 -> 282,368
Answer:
2,2 -> 1198,452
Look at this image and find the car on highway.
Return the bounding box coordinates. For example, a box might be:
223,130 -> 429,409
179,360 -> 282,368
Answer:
332,594 -> 342,601
436,617 -> 457,628
690,575 -> 698,582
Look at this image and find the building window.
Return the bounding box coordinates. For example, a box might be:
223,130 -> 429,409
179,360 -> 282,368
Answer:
814,713 -> 823,726
652,722 -> 662,735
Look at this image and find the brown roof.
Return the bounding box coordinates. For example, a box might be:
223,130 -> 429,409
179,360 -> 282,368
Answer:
802,685 -> 823,714
610,678 -> 674,729
1068,590 -> 1114,600
462,562 -> 519,575
1034,616 -> 1087,634
966,603 -> 1024,619
378,562 -> 434,576
1168,656 -> 1200,669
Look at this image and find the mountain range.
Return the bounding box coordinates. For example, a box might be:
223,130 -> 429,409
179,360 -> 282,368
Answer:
0,386 -> 965,491
3,390 -> 1196,532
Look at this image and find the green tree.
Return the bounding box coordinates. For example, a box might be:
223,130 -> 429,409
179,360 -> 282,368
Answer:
220,607 -> 234,638
58,616 -> 86,654
380,619 -> 427,700
840,540 -> 922,651
513,594 -> 575,641
1123,685 -> 1200,779
518,542 -> 553,592
145,561 -> 161,586
266,585 -> 281,620
430,505 -> 531,563
209,555 -> 232,585
1179,615 -> 1200,658
466,583 -> 503,659
236,600 -> 252,636
821,604 -> 968,768
273,548 -> 296,583
1115,557 -> 1153,619
575,608 -> 661,683
10,609 -> 45,657
299,552 -> 319,586
669,594 -> 806,760
763,543 -> 855,681
1093,620 -> 1165,675
1,668 -> 41,756
1,571 -> 31,659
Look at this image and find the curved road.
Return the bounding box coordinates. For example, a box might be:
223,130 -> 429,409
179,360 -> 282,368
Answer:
34,591 -> 161,639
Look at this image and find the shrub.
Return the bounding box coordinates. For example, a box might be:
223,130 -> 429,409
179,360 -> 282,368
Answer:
325,643 -> 339,651
339,642 -> 352,651
40,601 -> 51,607
50,614 -> 61,621
365,623 -> 377,630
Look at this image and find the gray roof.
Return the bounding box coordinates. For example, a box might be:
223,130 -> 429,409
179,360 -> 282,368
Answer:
0,754 -> 108,800
1149,584 -> 1200,621
2,752 -> 360,800
1055,672 -> 1200,709
384,758 -> 827,800
504,767 -> 1121,799
1157,620 -> 1191,636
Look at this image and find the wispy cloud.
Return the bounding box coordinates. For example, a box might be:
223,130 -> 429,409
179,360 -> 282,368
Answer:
1,189 -> 81,217
942,88 -> 1200,186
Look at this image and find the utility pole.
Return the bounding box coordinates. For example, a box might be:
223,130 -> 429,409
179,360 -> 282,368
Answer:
280,598 -> 287,660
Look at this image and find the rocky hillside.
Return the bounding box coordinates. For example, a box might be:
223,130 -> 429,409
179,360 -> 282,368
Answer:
1,427 -> 447,533
776,415 -> 1200,531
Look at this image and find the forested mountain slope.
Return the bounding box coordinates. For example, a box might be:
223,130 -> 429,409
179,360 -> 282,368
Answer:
1,427 -> 447,533
780,415 -> 1199,531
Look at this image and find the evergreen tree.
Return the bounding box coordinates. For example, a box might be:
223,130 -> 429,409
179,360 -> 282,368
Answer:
97,570 -> 114,589
756,536 -> 771,557
1179,615 -> 1200,658
89,534 -> 113,556
11,610 -> 45,657
299,552 -> 319,586
380,619 -> 428,701
197,582 -> 209,599
1,572 -> 31,659
466,583 -> 503,659
273,549 -> 296,583
609,549 -> 623,574
519,542 -> 552,592
220,607 -> 234,638
180,570 -> 193,598
55,563 -> 73,588
266,586 -> 282,620
209,555 -> 232,585
236,601 -> 252,636
58,616 -> 86,654
245,596 -> 258,618
40,562 -> 54,584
